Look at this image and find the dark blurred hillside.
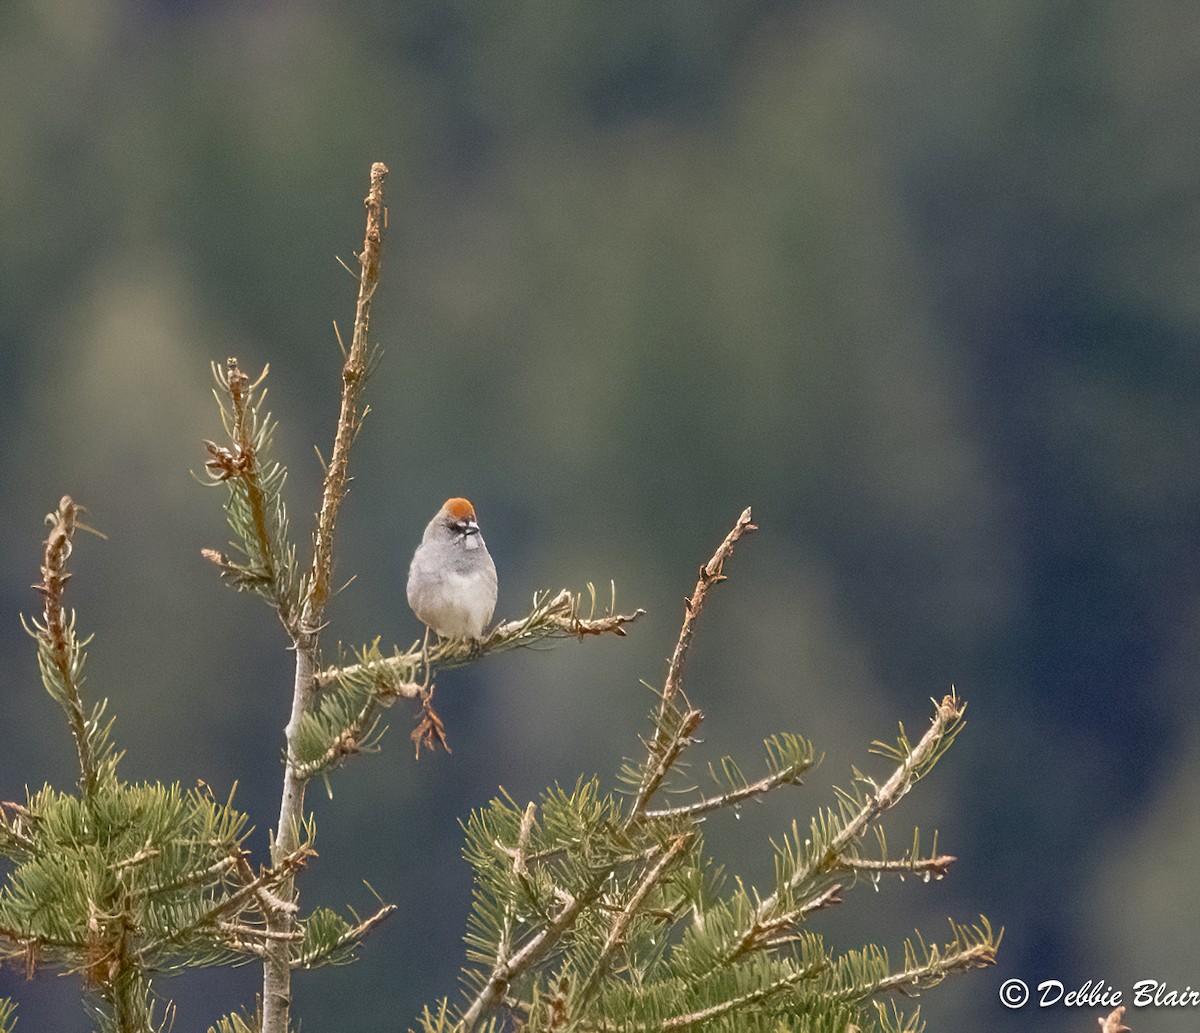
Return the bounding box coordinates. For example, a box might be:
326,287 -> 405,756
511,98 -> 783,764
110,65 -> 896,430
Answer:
1,2 -> 1198,1030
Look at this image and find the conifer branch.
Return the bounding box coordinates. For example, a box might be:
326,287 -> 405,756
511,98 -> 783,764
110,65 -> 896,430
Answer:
626,704 -> 704,827
796,883 -> 845,921
829,693 -> 965,858
132,844 -> 310,963
289,695 -> 384,781
662,507 -> 756,710
458,884 -> 592,1033
289,902 -> 397,970
855,917 -> 998,998
627,509 -> 755,826
207,1008 -> 262,1033
642,755 -> 813,821
25,496 -> 109,796
217,922 -> 281,944
234,850 -> 302,920
0,921 -> 78,953
0,774 -> 267,1030
653,961 -> 827,1031
513,803 -> 537,877
835,853 -> 956,880
201,358 -> 298,628
140,856 -> 240,897
217,921 -> 302,944
297,589 -> 642,771
577,833 -> 693,1002
0,802 -> 36,856
262,161 -> 388,1033
110,964 -> 155,1033
423,516 -> 995,1033
726,693 -> 967,962
314,587 -> 644,690
837,826 -> 954,887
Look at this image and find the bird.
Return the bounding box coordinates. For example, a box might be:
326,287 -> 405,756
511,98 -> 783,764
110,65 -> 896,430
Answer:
407,497 -> 498,643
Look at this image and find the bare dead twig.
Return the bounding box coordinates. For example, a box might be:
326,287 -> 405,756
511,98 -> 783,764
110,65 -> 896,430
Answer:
262,161 -> 389,1033
627,508 -> 755,826
306,161 -> 388,621
663,506 -> 756,709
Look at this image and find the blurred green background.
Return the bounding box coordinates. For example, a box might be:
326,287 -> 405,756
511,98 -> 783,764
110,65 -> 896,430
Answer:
2,1 -> 1199,1030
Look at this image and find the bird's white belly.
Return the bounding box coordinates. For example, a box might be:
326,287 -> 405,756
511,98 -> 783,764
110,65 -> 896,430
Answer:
415,570 -> 492,638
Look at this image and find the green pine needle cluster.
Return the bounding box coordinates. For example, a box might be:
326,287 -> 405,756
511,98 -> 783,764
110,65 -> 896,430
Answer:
199,359 -> 301,630
0,497 -> 386,1032
292,640 -> 398,779
416,689 -> 996,1033
206,1009 -> 260,1033
21,498 -> 121,796
0,781 -> 251,970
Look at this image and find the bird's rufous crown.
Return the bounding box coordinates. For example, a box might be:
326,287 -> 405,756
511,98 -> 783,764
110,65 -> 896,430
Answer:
442,497 -> 477,522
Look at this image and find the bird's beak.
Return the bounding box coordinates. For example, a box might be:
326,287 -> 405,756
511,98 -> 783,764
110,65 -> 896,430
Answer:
463,518 -> 480,536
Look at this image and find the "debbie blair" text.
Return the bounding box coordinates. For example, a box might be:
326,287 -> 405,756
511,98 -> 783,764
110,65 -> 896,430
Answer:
1036,980 -> 1200,1008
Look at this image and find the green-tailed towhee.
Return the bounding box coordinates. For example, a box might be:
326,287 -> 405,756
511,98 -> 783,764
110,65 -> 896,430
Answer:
407,497 -> 498,641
